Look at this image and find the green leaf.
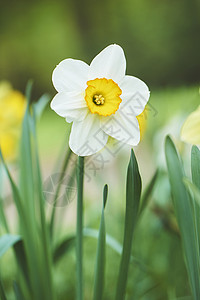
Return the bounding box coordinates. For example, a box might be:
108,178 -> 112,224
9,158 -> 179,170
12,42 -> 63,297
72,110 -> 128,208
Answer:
0,197 -> 9,232
0,234 -> 21,258
33,94 -> 50,121
190,146 -> 200,244
13,240 -> 31,291
13,281 -> 26,300
84,228 -> 122,256
53,236 -> 75,264
93,184 -> 108,300
191,145 -> 200,190
19,83 -> 55,300
139,170 -> 158,216
115,149 -> 142,300
184,179 -> 200,206
0,280 -> 8,300
183,177 -> 200,259
31,105 -> 55,300
165,135 -> 200,300
0,151 -> 25,221
54,228 -> 148,273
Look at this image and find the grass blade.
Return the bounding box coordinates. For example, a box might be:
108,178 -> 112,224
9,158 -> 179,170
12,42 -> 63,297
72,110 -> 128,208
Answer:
115,149 -> 142,300
165,135 -> 200,299
93,184 -> 108,300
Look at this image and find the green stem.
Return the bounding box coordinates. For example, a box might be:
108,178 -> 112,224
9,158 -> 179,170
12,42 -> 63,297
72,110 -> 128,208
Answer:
76,156 -> 84,300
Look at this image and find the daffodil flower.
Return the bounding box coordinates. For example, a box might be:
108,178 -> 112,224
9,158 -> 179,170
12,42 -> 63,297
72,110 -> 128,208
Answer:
181,105 -> 200,146
51,44 -> 150,156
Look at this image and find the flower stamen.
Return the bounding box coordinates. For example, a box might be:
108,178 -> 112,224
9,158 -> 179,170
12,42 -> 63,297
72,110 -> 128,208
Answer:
93,94 -> 105,105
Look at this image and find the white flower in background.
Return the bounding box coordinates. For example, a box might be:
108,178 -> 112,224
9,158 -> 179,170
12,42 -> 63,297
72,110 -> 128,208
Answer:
181,105 -> 200,146
51,44 -> 150,156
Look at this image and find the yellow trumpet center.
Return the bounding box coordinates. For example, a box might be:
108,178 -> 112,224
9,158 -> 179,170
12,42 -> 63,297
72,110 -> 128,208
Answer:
85,78 -> 122,116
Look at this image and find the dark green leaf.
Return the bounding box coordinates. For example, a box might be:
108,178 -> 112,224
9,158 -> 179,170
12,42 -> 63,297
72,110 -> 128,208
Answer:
0,280 -> 8,300
13,281 -> 26,300
13,240 -> 31,291
139,170 -> 158,216
115,149 -> 142,300
53,236 -> 75,264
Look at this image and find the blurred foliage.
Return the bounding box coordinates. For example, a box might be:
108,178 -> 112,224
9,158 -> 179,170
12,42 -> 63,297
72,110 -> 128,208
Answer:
0,0 -> 200,97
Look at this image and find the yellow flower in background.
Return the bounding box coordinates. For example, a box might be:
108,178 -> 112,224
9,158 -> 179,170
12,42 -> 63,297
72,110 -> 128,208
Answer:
180,105 -> 200,145
0,81 -> 26,161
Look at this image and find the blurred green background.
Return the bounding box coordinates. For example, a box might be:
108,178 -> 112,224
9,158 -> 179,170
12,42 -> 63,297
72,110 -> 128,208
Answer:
1,0 -> 200,96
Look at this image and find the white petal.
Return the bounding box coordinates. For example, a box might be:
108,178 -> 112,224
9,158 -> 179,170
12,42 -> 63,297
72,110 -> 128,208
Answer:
89,44 -> 126,83
119,75 -> 150,116
101,110 -> 140,146
69,114 -> 108,156
50,91 -> 88,122
52,59 -> 89,92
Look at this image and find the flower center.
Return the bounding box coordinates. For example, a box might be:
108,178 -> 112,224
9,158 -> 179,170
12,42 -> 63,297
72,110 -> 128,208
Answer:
93,94 -> 105,105
85,78 -> 122,117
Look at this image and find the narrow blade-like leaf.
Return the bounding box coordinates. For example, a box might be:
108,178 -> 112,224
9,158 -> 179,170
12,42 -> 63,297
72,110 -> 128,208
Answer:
115,149 -> 142,300
139,170 -> 158,216
53,236 -> 75,264
165,135 -> 200,299
191,145 -> 200,190
0,280 -> 7,300
93,184 -> 108,300
13,281 -> 26,300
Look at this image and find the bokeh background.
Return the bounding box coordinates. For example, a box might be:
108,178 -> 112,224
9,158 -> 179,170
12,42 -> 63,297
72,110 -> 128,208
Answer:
1,0 -> 200,95
1,1 -> 200,299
